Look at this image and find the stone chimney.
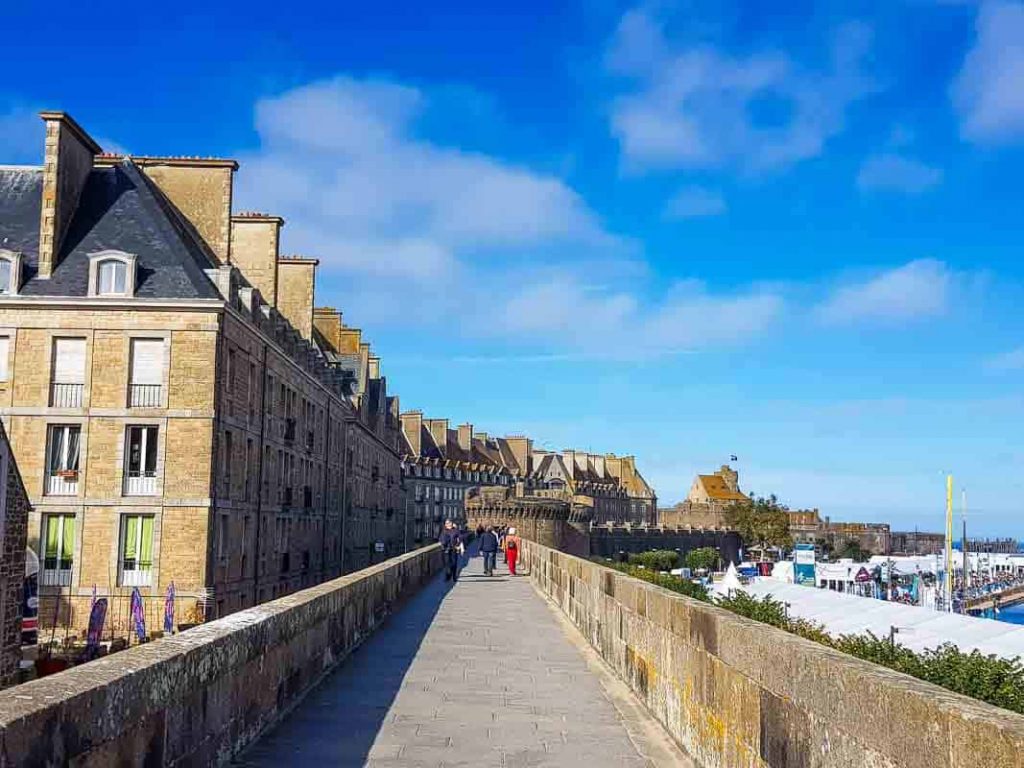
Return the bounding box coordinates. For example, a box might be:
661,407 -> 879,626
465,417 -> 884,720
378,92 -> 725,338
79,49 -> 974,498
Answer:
368,356 -> 381,379
426,419 -> 449,454
504,436 -> 533,476
37,112 -> 102,279
457,423 -> 474,453
101,156 -> 239,264
313,307 -> 343,352
275,256 -> 318,340
400,411 -> 423,456
230,213 -> 283,302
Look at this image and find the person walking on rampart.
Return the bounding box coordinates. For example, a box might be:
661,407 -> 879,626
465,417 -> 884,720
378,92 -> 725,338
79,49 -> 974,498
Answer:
480,526 -> 499,576
439,520 -> 464,582
505,527 -> 521,576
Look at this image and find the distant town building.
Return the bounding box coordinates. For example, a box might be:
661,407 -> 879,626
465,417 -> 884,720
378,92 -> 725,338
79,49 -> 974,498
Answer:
0,422 -> 29,687
399,420 -> 657,544
658,465 -> 747,529
789,509 -> 891,556
890,531 -> 946,555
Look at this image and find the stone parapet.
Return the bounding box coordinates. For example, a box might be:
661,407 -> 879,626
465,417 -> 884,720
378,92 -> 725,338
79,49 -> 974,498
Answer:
522,539 -> 1024,768
0,545 -> 442,766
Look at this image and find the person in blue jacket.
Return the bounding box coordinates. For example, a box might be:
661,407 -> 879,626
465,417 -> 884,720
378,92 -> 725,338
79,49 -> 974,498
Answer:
479,526 -> 500,576
439,520 -> 464,582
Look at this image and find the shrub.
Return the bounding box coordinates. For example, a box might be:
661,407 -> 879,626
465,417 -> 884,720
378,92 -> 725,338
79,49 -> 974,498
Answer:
601,560 -> 709,602
685,546 -> 720,572
627,549 -> 680,572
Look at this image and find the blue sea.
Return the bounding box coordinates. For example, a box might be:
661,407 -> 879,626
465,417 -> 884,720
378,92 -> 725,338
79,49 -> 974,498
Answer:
996,604 -> 1024,626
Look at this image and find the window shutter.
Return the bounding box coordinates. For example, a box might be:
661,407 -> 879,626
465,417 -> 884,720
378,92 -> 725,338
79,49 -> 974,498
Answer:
130,339 -> 164,385
0,337 -> 8,381
53,338 -> 86,383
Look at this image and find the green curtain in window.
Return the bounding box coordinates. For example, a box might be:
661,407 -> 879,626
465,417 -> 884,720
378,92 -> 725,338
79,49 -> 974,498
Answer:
124,516 -> 139,562
61,516 -> 74,561
140,517 -> 154,568
44,517 -> 59,559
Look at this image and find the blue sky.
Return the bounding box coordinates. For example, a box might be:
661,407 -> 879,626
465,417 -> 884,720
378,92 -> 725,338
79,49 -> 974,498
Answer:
5,0 -> 1024,535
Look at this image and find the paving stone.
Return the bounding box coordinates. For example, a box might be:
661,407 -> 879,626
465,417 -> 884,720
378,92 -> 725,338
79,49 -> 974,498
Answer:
237,551 -> 650,767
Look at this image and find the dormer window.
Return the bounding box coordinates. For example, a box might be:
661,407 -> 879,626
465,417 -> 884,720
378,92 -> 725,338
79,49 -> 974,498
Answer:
0,250 -> 22,295
87,251 -> 137,297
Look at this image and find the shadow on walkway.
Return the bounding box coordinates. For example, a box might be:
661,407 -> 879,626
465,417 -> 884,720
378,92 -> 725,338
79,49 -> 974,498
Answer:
235,549 -> 464,766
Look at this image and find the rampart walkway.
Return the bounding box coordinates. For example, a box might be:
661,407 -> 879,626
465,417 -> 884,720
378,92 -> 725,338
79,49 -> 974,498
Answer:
237,547 -> 690,768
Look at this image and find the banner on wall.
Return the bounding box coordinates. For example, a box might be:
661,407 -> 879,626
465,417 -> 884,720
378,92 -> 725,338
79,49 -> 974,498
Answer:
130,587 -> 147,643
85,598 -> 108,659
794,543 -> 816,586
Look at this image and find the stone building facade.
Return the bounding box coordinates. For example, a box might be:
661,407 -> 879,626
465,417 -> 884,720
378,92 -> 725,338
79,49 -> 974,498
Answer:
788,509 -> 891,556
0,112 -> 403,636
0,422 -> 29,687
658,464 -> 748,529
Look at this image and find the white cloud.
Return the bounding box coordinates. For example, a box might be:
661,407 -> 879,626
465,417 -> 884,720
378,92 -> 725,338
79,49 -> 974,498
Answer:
986,346 -> 1024,371
952,1 -> 1024,143
237,76 -> 614,281
856,153 -> 943,193
607,10 -> 876,174
663,185 -> 726,218
493,276 -> 784,357
815,259 -> 952,325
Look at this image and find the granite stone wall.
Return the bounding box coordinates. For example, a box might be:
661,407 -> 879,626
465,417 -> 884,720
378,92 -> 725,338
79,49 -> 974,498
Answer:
0,544 -> 442,767
523,540 -> 1024,768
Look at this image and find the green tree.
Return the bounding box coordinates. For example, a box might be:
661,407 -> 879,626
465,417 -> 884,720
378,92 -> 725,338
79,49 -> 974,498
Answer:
724,494 -> 792,559
685,547 -> 719,572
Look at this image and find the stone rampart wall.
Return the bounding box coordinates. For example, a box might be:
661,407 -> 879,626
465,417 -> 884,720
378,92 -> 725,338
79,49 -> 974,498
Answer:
523,540 -> 1024,768
0,544 -> 442,767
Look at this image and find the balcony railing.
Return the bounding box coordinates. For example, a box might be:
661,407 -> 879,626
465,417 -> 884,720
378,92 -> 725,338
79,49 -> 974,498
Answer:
45,472 -> 79,496
120,564 -> 152,587
129,383 -> 162,408
40,567 -> 72,587
50,383 -> 83,408
124,473 -> 158,496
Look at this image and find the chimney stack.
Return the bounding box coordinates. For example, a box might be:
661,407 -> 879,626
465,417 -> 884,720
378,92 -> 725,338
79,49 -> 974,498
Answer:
504,436 -> 533,476
457,423 -> 474,453
275,256 -> 318,340
313,307 -> 343,352
37,112 -> 101,278
400,411 -> 424,456
426,419 -> 449,455
368,356 -> 381,379
231,213 -> 283,302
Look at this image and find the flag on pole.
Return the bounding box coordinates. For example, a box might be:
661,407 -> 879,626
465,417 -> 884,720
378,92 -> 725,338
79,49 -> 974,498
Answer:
85,598 -> 107,660
130,587 -> 147,643
164,582 -> 176,635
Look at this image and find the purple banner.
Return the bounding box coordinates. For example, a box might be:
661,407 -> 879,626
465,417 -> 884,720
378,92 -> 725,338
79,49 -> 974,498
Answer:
130,587 -> 147,643
164,582 -> 175,634
85,597 -> 107,657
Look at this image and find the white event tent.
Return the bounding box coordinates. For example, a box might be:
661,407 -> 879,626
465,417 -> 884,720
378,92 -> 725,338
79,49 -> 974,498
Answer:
728,580 -> 1024,660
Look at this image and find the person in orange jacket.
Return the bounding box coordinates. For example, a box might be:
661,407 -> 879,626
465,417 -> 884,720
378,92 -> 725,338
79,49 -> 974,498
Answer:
505,526 -> 520,576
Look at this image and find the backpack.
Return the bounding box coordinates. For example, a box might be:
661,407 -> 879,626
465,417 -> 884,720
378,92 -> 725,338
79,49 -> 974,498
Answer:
506,538 -> 517,551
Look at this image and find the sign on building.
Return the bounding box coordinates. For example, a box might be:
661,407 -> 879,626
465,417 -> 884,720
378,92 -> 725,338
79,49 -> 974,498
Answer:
794,543 -> 816,586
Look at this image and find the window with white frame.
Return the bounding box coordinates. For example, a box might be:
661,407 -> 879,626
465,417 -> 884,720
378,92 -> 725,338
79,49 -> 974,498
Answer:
97,259 -> 128,295
51,337 -> 86,407
124,425 -> 159,495
0,259 -> 10,294
0,336 -> 9,382
45,424 -> 80,495
129,338 -> 164,407
41,514 -> 75,586
119,515 -> 154,586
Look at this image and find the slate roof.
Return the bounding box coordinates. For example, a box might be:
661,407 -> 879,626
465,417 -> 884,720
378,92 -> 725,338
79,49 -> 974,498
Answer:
0,160 -> 220,300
